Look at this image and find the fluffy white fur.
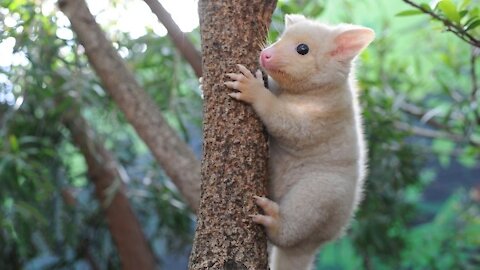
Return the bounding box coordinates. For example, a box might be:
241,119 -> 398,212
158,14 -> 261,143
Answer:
225,14 -> 374,270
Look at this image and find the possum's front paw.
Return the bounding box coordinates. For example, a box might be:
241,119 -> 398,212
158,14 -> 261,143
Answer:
251,196 -> 281,238
224,64 -> 266,104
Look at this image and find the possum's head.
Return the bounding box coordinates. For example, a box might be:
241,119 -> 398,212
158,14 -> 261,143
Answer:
260,14 -> 375,93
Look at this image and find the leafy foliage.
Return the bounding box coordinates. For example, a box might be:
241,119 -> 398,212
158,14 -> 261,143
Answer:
319,190 -> 480,270
0,0 -> 198,268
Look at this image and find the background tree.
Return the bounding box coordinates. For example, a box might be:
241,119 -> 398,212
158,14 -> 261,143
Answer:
62,103 -> 156,270
58,0 -> 201,212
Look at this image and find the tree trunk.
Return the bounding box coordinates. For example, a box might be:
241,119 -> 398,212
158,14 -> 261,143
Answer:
58,0 -> 201,212
62,105 -> 156,270
189,1 -> 276,269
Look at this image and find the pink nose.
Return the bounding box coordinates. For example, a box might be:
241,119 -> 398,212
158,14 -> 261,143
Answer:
261,51 -> 272,62
260,51 -> 273,66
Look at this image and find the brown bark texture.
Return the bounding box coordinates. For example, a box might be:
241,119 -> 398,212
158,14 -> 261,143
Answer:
62,106 -> 156,270
58,0 -> 201,212
189,1 -> 277,269
143,0 -> 202,78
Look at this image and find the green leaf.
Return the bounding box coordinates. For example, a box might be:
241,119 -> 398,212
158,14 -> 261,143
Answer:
9,135 -> 19,152
473,7 -> 480,17
7,0 -> 28,11
421,3 -> 433,12
464,16 -> 479,26
438,0 -> 461,24
458,146 -> 479,168
396,10 -> 424,17
0,155 -> 13,174
432,138 -> 456,155
460,0 -> 472,10
465,19 -> 480,31
458,153 -> 477,167
438,154 -> 451,167
15,201 -> 48,226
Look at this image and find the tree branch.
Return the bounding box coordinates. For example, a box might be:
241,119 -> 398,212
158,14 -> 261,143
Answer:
399,101 -> 450,130
143,0 -> 202,78
402,0 -> 480,48
398,97 -> 479,147
470,47 -> 480,124
57,0 -> 201,212
394,121 -> 461,140
394,120 -> 480,146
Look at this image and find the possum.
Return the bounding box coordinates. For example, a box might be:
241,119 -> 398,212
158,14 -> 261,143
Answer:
224,14 -> 375,270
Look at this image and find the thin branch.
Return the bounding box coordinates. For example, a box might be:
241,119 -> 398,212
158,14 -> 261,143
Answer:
399,101 -> 449,130
143,0 -> 202,78
395,121 -> 461,140
471,47 -> 479,100
399,101 -> 480,146
402,0 -> 480,48
470,47 -> 480,124
394,121 -> 480,147
395,83 -> 479,145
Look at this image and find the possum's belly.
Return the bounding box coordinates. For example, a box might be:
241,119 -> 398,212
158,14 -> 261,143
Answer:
267,143 -> 318,201
268,141 -> 359,202
268,160 -> 305,201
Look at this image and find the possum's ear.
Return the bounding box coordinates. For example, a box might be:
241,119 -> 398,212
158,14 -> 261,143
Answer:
285,14 -> 306,28
331,27 -> 375,60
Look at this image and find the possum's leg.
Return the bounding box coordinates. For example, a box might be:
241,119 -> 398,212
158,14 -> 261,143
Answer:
252,196 -> 317,270
252,193 -> 324,270
254,175 -> 352,246
252,194 -> 327,247
270,246 -> 317,270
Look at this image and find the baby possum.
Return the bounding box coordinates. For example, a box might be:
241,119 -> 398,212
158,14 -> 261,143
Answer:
225,14 -> 374,270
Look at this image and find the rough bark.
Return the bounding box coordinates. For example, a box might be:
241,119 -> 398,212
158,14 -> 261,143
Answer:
61,106 -> 156,270
189,1 -> 277,269
58,0 -> 201,212
143,0 -> 202,78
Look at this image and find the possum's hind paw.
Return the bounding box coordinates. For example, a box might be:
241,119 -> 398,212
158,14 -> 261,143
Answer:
251,196 -> 280,235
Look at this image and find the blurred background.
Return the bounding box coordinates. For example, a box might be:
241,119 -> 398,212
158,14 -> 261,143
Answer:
0,0 -> 479,269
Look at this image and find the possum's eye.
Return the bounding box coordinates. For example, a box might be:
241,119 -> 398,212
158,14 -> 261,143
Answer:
296,43 -> 309,55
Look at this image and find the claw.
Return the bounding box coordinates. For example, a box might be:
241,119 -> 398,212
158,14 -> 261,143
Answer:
224,81 -> 238,90
251,196 -> 280,235
254,196 -> 279,217
237,64 -> 253,78
250,214 -> 276,227
226,73 -> 243,81
228,92 -> 241,99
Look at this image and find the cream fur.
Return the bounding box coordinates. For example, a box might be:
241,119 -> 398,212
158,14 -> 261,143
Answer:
225,14 -> 374,270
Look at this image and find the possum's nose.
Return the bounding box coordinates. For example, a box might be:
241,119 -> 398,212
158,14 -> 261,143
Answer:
260,50 -> 273,67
